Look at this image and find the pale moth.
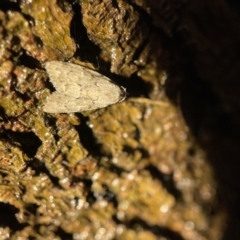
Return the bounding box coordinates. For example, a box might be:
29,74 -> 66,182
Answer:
43,61 -> 127,113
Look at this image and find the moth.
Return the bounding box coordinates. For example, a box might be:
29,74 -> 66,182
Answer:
43,61 -> 127,113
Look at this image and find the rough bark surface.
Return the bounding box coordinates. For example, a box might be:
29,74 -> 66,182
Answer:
0,0 -> 239,239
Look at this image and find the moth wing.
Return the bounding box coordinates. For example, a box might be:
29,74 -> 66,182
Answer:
78,80 -> 126,109
44,61 -> 127,113
45,61 -> 109,92
43,93 -> 97,113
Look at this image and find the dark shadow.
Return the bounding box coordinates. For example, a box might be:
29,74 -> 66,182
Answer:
55,227 -> 73,240
0,202 -> 27,231
0,1 -> 20,11
74,114 -> 103,157
164,12 -> 240,239
145,164 -> 182,200
70,3 -> 101,66
28,158 -> 61,187
0,130 -> 42,158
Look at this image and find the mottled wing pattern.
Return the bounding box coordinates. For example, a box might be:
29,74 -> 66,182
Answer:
43,61 -> 126,113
